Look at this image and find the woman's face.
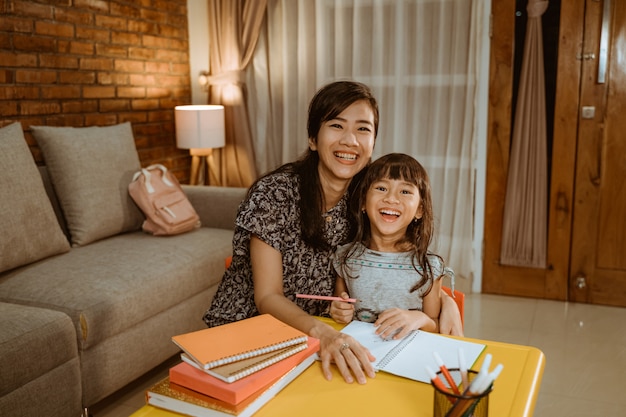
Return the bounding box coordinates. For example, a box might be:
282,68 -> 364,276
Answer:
309,100 -> 376,186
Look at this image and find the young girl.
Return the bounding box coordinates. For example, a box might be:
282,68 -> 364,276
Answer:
331,153 -> 453,340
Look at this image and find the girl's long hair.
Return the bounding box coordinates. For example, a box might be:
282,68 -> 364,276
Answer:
252,80 -> 379,250
340,153 -> 443,294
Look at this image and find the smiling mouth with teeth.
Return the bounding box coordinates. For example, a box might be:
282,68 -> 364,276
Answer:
334,152 -> 357,161
380,209 -> 400,218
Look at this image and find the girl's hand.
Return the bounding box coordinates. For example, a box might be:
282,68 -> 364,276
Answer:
316,327 -> 376,384
329,292 -> 355,324
374,308 -> 436,339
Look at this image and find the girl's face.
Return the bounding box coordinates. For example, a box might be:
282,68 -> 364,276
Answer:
364,177 -> 423,247
309,100 -> 375,188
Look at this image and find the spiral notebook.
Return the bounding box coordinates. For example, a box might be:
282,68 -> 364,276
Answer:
341,321 -> 486,383
180,342 -> 307,383
172,314 -> 309,371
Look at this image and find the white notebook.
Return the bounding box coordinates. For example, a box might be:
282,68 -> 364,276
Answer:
341,321 -> 486,383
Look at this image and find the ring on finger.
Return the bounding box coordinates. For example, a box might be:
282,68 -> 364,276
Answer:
340,342 -> 350,352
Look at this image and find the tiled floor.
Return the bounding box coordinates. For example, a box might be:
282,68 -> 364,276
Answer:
92,294 -> 626,417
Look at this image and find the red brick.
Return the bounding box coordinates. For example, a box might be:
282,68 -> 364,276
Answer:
35,20 -> 74,38
0,51 -> 37,68
158,25 -> 186,39
73,0 -> 109,13
53,7 -> 94,25
131,99 -> 159,110
155,49 -> 186,63
148,110 -> 173,122
12,1 -> 53,19
39,54 -> 79,69
95,15 -> 127,31
145,62 -> 169,73
110,2 -> 140,18
114,59 -> 144,73
61,100 -> 98,113
13,34 -> 56,52
111,31 -> 141,46
0,16 -> 33,32
128,47 -> 155,60
128,20 -> 157,35
118,86 -> 145,98
98,72 -> 129,85
99,99 -> 130,112
96,43 -> 128,57
140,8 -> 168,23
118,112 -> 148,124
41,85 -> 81,99
45,114 -> 85,127
80,57 -> 114,71
70,41 -> 95,56
0,101 -> 19,116
59,71 -> 96,84
83,86 -> 115,98
146,87 -> 170,99
154,74 -> 182,87
15,70 -> 57,84
0,70 -> 14,83
20,101 -> 61,115
170,63 -> 189,75
129,73 -> 156,85
76,26 -> 110,42
84,113 -> 118,126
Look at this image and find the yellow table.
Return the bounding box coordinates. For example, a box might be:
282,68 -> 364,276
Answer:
131,321 -> 545,417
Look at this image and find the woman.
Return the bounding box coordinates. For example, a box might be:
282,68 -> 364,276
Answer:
203,81 -> 462,384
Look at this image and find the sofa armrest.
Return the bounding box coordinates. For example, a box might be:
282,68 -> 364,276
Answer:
182,185 -> 247,230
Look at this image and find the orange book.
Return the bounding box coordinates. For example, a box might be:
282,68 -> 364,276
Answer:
148,350 -> 316,417
170,337 -> 320,405
171,314 -> 308,370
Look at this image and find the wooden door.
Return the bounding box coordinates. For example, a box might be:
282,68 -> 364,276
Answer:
569,0 -> 626,306
483,0 -> 626,307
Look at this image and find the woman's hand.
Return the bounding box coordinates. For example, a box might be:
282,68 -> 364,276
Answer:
315,326 -> 376,384
439,290 -> 463,336
329,292 -> 355,324
374,308 -> 436,339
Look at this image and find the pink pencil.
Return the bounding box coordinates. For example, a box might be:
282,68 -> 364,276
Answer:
296,294 -> 358,303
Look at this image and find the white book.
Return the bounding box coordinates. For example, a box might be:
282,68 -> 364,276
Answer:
341,321 -> 486,383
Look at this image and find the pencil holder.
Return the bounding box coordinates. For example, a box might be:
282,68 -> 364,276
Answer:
432,369 -> 492,417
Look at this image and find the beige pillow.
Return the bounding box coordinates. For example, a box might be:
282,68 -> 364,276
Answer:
31,122 -> 144,246
0,122 -> 70,273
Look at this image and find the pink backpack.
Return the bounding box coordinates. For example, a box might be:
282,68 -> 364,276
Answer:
129,164 -> 200,236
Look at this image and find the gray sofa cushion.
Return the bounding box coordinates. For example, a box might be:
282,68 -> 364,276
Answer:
31,122 -> 144,247
0,302 -> 81,416
0,228 -> 233,349
0,122 -> 70,273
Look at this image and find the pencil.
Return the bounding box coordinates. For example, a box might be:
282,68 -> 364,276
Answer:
295,294 -> 358,303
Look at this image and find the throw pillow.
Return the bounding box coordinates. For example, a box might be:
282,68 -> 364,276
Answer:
31,122 -> 144,246
0,122 -> 70,273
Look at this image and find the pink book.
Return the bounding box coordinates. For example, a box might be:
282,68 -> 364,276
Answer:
169,337 -> 320,405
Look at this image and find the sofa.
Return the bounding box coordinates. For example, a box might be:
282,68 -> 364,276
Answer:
0,122 -> 247,416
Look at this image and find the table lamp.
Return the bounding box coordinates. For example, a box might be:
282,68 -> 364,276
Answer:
174,105 -> 225,185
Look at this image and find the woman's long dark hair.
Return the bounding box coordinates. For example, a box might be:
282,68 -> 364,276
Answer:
254,80 -> 379,250
340,153 -> 444,294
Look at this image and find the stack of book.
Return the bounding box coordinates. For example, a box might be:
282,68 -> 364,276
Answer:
145,314 -> 320,417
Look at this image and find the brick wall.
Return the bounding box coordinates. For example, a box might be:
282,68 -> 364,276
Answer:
0,0 -> 193,181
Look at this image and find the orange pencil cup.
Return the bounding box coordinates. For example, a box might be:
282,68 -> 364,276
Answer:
432,369 -> 492,417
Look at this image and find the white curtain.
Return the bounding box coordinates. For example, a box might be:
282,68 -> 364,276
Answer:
246,0 -> 487,282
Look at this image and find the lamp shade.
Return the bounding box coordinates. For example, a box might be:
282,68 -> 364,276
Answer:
174,105 -> 225,149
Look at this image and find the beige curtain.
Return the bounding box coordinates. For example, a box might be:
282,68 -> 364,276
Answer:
500,0 -> 549,268
206,0 -> 267,187
245,0 -> 489,283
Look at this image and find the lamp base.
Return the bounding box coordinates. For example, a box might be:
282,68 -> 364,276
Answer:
189,148 -> 215,185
